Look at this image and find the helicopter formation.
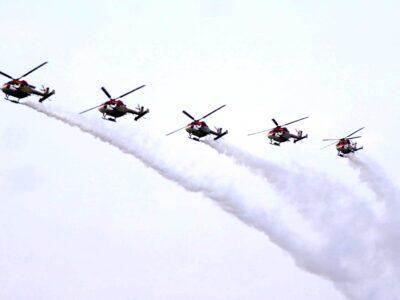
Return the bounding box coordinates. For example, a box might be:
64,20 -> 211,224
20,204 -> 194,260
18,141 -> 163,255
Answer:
1,62 -> 365,158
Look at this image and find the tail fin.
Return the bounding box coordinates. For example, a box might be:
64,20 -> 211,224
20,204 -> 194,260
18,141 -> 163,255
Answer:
214,128 -> 228,140
134,107 -> 149,121
38,89 -> 55,102
297,130 -> 303,138
293,130 -> 307,143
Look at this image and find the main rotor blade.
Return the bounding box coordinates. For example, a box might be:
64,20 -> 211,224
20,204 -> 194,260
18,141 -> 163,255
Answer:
101,87 -> 112,99
322,135 -> 362,142
18,61 -> 48,79
199,104 -> 226,120
166,125 -> 187,136
247,129 -> 268,136
117,84 -> 145,99
272,118 -> 279,126
79,103 -> 104,114
321,141 -> 338,149
182,110 -> 195,120
281,116 -> 309,127
0,70 -> 14,80
346,127 -> 364,138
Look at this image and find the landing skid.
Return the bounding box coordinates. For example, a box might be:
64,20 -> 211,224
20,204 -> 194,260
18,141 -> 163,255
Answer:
188,130 -> 228,142
270,141 -> 280,146
4,95 -> 21,103
338,147 -> 363,158
102,115 -> 117,122
8,99 -> 21,104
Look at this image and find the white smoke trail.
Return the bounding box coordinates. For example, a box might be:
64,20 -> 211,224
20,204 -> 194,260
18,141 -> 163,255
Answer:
348,155 -> 399,204
205,141 -> 376,227
206,140 -> 400,299
21,102 -> 323,266
348,155 -> 400,282
22,101 -> 400,299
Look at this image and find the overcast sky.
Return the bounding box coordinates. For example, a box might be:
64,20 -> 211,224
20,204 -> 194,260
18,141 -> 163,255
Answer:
1,1 -> 399,299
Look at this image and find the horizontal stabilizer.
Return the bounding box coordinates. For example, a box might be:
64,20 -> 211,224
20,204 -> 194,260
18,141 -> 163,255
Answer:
294,134 -> 308,143
214,130 -> 228,141
354,146 -> 364,152
39,90 -> 55,103
134,109 -> 149,121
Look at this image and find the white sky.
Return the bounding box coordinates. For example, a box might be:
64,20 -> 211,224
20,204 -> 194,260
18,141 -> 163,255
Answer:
1,1 -> 400,299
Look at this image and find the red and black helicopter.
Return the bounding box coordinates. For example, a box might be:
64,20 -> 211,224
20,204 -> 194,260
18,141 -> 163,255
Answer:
322,127 -> 364,157
166,105 -> 228,141
79,85 -> 149,122
0,62 -> 55,103
248,116 -> 309,146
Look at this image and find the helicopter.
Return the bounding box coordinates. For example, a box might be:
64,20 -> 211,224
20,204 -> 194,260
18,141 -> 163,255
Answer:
166,105 -> 228,141
248,116 -> 309,146
79,85 -> 149,122
322,127 -> 364,157
0,62 -> 55,103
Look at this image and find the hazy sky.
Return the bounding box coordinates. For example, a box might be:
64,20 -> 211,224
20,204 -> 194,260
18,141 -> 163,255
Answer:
1,1 -> 400,299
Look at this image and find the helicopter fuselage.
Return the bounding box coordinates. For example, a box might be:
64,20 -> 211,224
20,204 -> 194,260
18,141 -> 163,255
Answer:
99,100 -> 128,118
185,121 -> 210,138
268,127 -> 291,143
2,80 -> 32,99
336,139 -> 352,154
98,98 -> 148,121
335,138 -> 363,156
267,126 -> 307,145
